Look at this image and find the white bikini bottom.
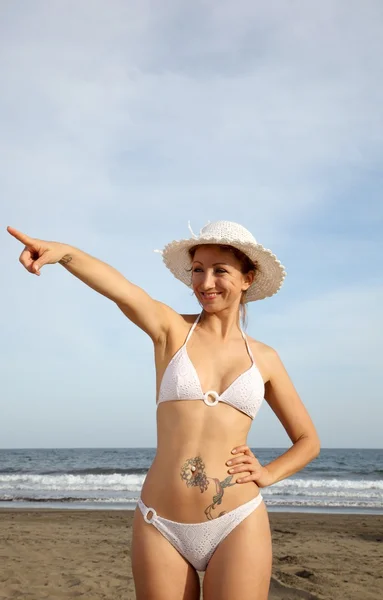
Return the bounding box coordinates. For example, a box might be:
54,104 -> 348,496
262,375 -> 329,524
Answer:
137,492 -> 263,572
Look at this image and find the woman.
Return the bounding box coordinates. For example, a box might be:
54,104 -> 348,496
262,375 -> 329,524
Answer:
7,220 -> 320,600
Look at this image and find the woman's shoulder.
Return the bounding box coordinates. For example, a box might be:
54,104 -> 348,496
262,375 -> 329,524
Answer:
154,311 -> 199,356
164,311 -> 199,339
247,335 -> 276,355
248,336 -> 279,365
247,337 -> 277,384
166,312 -> 200,331
156,305 -> 198,328
179,313 -> 200,324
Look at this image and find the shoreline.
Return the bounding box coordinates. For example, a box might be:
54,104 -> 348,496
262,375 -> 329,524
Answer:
0,509 -> 381,599
1,503 -> 382,515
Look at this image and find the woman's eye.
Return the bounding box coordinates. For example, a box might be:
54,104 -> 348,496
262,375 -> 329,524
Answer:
192,268 -> 227,273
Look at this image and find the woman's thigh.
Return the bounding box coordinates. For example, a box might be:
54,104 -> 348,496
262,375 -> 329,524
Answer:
203,500 -> 272,600
131,507 -> 201,600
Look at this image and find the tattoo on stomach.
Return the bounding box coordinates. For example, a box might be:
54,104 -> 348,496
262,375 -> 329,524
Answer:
180,455 -> 236,520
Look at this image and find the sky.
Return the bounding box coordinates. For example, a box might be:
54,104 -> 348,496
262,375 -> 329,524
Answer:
1,0 -> 382,449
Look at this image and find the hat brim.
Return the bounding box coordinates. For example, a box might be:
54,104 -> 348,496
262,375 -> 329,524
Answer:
160,237 -> 286,302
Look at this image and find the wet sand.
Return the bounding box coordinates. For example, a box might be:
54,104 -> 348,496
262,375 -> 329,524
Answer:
0,508 -> 382,599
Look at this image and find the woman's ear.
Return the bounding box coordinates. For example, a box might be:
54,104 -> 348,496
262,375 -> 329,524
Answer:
242,270 -> 255,291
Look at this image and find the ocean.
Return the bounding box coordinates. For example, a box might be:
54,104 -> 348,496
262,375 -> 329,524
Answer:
0,447 -> 382,514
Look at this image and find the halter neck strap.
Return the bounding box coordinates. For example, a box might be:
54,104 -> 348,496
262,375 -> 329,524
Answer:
185,313 -> 202,344
185,313 -> 254,365
240,326 -> 255,363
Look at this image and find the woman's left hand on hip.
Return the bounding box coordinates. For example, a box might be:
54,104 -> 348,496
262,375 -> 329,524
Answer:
226,445 -> 272,488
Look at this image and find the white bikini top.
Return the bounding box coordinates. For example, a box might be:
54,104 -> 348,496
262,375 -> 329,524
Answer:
157,313 -> 264,419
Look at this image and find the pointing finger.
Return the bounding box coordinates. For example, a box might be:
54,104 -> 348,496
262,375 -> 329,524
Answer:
7,226 -> 35,247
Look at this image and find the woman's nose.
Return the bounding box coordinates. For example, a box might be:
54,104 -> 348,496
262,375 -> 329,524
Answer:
200,270 -> 216,289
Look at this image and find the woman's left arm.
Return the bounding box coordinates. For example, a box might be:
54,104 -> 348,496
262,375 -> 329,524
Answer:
227,347 -> 321,487
259,347 -> 321,485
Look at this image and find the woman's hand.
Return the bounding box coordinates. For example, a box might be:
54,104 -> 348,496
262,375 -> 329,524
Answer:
7,226 -> 70,276
226,445 -> 273,488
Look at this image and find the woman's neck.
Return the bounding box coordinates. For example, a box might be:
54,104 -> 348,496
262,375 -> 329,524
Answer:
198,307 -> 243,341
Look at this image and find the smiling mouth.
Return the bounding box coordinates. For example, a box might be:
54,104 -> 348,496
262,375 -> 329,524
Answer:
201,292 -> 221,299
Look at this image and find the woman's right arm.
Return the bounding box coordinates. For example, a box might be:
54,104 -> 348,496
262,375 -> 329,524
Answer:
7,226 -> 178,343
60,245 -> 176,341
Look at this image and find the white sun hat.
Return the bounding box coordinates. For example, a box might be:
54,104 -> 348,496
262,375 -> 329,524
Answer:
155,220 -> 286,302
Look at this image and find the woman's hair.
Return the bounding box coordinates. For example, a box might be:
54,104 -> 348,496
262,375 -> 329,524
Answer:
188,244 -> 257,328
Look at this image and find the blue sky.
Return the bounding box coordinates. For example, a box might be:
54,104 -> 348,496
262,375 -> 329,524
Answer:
1,1 -> 382,449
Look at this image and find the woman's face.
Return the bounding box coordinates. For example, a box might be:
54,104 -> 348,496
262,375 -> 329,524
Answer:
191,245 -> 254,312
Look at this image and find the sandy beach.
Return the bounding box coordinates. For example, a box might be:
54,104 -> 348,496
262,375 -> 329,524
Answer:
0,509 -> 382,599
